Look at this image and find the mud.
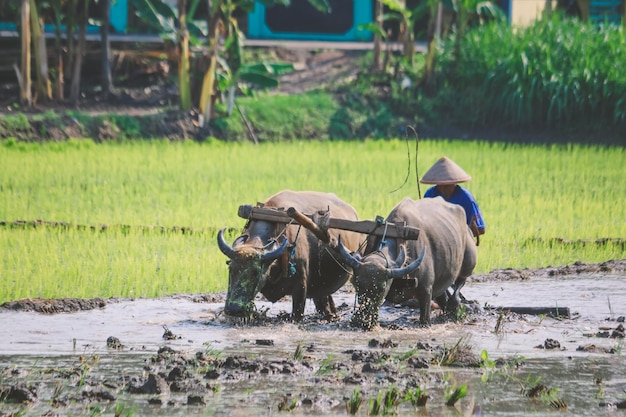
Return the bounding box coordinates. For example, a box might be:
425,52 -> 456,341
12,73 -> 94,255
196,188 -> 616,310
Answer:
1,259 -> 625,416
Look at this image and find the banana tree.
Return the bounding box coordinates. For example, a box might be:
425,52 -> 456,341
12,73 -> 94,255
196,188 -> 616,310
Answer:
131,0 -> 206,110
132,0 -> 328,124
177,0 -> 191,109
215,4 -> 293,116
198,0 -> 330,125
450,0 -> 505,66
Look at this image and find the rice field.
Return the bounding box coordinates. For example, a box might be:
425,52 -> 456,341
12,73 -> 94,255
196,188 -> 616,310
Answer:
1,138 -> 624,304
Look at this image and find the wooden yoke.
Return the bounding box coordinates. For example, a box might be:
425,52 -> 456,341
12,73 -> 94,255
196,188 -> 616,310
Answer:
237,205 -> 421,241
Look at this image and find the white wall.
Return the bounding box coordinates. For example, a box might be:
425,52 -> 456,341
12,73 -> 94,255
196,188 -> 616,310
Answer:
510,0 -> 557,26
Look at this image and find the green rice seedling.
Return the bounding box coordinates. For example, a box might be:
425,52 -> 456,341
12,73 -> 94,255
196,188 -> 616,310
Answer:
404,385 -> 428,407
494,311 -> 507,334
444,383 -> 468,406
89,405 -> 103,416
435,337 -> 469,366
368,391 -> 384,416
382,387 -> 402,415
316,354 -> 335,375
346,387 -> 364,415
293,342 -> 304,361
1,139 -> 624,303
399,348 -> 418,361
113,402 -> 136,417
277,396 -> 299,411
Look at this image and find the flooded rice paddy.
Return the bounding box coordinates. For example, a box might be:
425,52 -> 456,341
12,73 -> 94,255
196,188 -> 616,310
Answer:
1,263 -> 625,416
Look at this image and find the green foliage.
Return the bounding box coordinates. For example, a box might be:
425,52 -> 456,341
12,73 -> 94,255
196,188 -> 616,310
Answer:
350,12 -> 626,133
436,13 -> 626,128
218,93 -> 341,141
0,114 -> 30,131
111,116 -> 142,138
130,0 -> 206,41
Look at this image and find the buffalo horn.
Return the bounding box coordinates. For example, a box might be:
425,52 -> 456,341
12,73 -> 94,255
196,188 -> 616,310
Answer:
386,248 -> 426,279
217,227 -> 288,261
337,235 -> 362,270
217,228 -> 237,259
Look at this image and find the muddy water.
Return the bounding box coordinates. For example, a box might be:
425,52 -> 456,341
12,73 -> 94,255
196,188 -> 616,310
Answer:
1,273 -> 625,416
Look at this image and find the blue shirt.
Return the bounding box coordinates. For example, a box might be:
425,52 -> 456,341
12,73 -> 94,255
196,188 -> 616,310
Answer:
424,185 -> 485,232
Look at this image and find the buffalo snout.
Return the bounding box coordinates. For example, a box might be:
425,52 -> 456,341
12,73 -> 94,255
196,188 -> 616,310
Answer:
224,299 -> 254,318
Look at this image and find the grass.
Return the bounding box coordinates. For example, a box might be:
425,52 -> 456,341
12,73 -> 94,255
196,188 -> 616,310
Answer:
216,93 -> 341,141
1,138 -> 624,303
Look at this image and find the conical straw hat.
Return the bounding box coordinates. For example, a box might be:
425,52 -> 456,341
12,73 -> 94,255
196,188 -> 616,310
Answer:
420,156 -> 472,185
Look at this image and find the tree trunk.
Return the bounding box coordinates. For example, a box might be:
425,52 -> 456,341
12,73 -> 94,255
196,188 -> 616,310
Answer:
70,0 -> 88,105
371,0 -> 383,72
199,0 -> 223,126
177,0 -> 192,110
29,0 -> 51,102
66,0 -> 78,79
422,0 -> 441,96
20,0 -> 32,106
52,0 -> 65,100
100,0 -> 114,99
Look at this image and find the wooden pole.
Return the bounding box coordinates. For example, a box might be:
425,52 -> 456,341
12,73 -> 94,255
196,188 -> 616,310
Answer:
287,207 -> 330,243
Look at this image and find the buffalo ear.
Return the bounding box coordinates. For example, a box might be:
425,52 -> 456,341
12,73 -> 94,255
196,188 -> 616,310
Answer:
233,235 -> 248,247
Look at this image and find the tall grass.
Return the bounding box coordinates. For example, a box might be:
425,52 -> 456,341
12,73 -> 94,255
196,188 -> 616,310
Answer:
437,14 -> 626,128
1,139 -> 624,303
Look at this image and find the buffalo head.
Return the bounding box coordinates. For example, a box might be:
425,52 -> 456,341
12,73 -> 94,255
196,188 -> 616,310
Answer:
217,228 -> 288,318
337,235 -> 425,330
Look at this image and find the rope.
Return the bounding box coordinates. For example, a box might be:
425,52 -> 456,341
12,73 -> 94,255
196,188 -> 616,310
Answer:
322,246 -> 353,275
377,220 -> 389,252
263,219 -> 296,250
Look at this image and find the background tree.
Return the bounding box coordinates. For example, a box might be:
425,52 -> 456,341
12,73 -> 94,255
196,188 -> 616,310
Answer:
198,0 -> 329,126
29,0 -> 52,102
69,0 -> 89,104
198,0 -> 222,124
19,0 -> 32,106
99,0 -> 114,99
177,0 -> 192,110
50,0 -> 66,100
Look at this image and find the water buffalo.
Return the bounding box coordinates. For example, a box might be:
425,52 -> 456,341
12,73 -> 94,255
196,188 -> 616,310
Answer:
217,190 -> 363,321
338,197 -> 477,330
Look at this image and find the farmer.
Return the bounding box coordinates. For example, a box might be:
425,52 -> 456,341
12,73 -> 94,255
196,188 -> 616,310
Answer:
420,156 -> 485,240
